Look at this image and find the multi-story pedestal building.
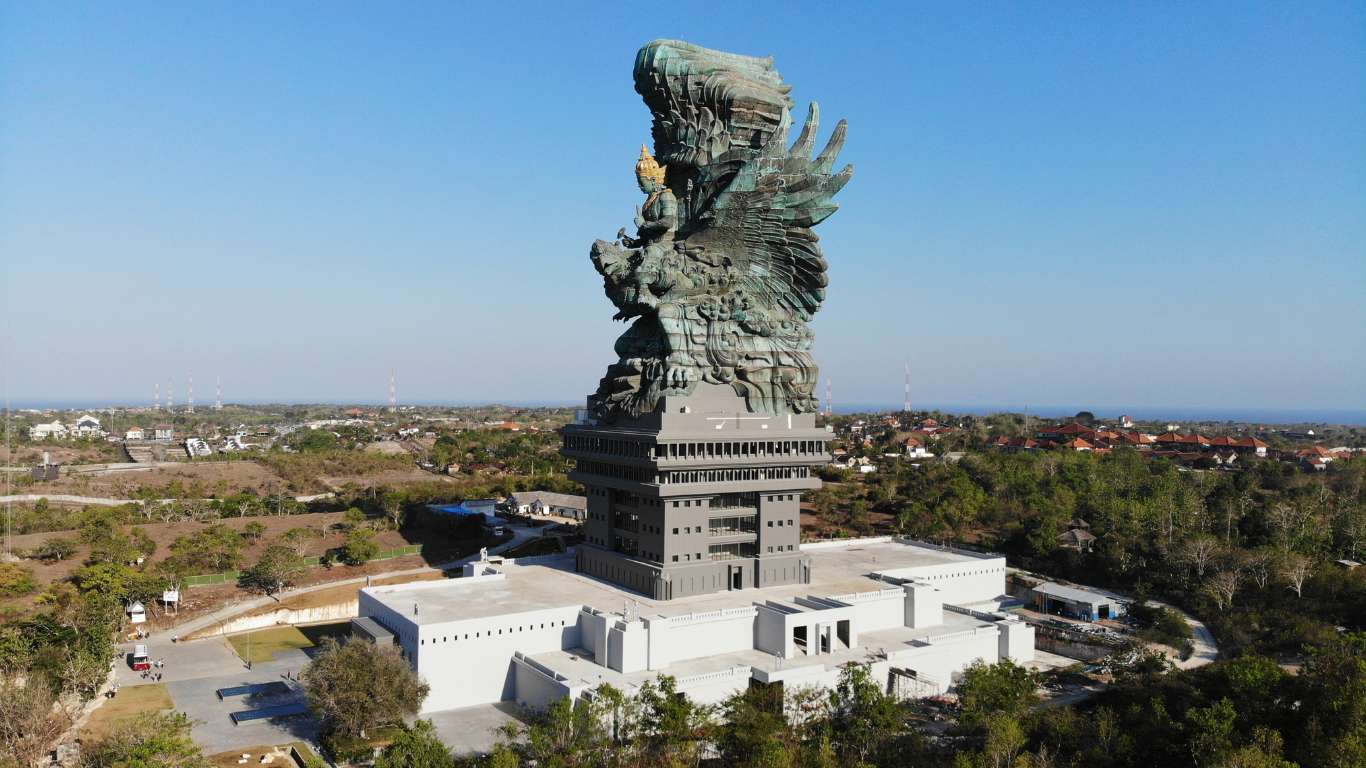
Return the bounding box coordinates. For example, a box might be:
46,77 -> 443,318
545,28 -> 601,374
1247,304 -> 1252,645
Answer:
561,383 -> 831,600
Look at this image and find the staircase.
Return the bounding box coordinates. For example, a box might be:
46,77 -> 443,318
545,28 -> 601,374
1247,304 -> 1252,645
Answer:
124,444 -> 158,463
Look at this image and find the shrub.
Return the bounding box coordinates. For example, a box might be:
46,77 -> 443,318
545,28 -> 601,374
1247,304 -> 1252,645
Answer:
0,563 -> 36,597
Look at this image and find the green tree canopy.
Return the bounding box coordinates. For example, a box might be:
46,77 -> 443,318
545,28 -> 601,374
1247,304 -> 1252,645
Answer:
302,637 -> 429,737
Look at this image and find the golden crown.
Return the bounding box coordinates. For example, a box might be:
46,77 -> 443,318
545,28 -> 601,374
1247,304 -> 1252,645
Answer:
635,144 -> 667,186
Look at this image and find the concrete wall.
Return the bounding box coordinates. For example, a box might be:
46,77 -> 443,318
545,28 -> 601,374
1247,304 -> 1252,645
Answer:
875,553 -> 1007,606
652,607 -> 756,667
182,600 -> 358,641
358,589 -> 585,713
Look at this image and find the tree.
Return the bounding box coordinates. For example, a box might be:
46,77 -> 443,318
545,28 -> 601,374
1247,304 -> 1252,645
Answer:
955,659 -> 1038,724
1176,535 -> 1221,580
35,537 -> 76,562
342,507 -> 368,530
339,528 -> 379,566
1281,553 -> 1313,598
1205,571 -> 1240,611
278,527 -> 318,557
302,637 -> 429,738
826,661 -> 906,763
0,564 -> 35,598
245,545 -> 306,596
293,428 -> 339,454
373,720 -> 453,768
382,492 -> 409,530
79,711 -> 210,768
242,521 -> 267,540
0,673 -> 67,768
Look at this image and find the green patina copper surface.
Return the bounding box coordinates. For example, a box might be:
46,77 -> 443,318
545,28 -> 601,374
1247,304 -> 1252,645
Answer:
590,40 -> 854,422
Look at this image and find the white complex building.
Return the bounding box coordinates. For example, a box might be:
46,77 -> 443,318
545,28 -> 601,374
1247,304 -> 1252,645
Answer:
358,537 -> 1033,714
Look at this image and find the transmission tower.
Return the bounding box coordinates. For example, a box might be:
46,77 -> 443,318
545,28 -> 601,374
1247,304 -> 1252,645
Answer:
187,370 -> 194,413
390,366 -> 396,410
168,379 -> 173,411
904,360 -> 910,413
825,375 -> 832,415
215,373 -> 222,410
155,381 -> 160,410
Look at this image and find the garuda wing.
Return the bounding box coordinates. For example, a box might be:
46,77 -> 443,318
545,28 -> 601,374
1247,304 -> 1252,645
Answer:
634,40 -> 853,325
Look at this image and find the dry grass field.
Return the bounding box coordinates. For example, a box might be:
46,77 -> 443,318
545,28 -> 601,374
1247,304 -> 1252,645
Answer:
82,683 -> 174,736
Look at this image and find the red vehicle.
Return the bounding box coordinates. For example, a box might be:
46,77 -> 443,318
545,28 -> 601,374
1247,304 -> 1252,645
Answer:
130,645 -> 150,671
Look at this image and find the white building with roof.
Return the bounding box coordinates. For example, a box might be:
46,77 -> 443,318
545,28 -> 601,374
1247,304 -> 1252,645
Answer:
357,537 -> 1033,715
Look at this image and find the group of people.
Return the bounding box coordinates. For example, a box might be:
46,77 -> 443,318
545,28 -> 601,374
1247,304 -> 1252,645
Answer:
141,658 -> 168,681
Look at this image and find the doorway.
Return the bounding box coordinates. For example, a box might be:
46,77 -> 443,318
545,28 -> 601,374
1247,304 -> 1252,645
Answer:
731,568 -> 743,590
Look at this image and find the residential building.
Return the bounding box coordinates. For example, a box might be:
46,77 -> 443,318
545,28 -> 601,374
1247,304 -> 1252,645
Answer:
509,491 -> 588,520
28,421 -> 68,440
125,427 -> 145,440
153,425 -> 174,441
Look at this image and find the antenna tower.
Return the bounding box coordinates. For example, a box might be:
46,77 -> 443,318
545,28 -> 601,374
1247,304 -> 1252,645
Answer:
825,375 -> 832,415
155,381 -> 160,410
187,370 -> 194,414
390,366 -> 396,410
904,360 -> 910,413
5,324 -> 13,561
168,379 -> 173,412
215,374 -> 221,410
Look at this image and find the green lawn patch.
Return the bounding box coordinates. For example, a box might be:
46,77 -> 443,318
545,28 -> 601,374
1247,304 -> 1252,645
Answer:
227,626 -> 316,664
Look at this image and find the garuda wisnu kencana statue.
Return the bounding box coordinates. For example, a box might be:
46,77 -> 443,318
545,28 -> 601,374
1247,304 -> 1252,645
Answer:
589,40 -> 853,422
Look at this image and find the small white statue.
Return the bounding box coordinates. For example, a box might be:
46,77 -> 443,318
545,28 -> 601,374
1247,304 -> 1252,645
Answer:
479,547 -> 488,561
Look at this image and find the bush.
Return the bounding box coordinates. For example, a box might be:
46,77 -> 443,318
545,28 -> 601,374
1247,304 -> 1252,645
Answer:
339,529 -> 380,566
0,563 -> 36,597
1130,601 -> 1194,650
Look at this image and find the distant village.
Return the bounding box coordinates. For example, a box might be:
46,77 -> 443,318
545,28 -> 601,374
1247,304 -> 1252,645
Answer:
826,413 -> 1363,474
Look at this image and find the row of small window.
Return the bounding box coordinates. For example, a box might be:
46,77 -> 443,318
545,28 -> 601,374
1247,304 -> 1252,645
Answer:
419,620 -> 569,645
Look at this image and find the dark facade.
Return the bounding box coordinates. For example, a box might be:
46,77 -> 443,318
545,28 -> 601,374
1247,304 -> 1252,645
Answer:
561,383 -> 830,600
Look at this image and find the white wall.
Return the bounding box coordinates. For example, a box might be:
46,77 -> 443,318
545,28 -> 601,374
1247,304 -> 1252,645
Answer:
651,608 -> 755,668
875,556 -> 1007,606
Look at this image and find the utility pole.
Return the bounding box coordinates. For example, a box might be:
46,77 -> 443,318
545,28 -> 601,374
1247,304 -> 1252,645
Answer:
187,370 -> 194,414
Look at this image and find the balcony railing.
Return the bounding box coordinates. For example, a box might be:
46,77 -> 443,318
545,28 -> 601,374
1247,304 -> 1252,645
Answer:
708,516 -> 757,537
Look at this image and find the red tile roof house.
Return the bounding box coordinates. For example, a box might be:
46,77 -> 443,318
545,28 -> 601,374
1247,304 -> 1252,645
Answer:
1061,439 -> 1094,451
1036,423 -> 1094,438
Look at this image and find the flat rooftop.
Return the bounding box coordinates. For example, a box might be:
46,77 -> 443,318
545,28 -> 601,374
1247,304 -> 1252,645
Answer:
363,538 -> 998,626
527,611 -> 992,690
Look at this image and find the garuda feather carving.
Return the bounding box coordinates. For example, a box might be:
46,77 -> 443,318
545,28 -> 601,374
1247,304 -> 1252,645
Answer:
589,40 -> 853,422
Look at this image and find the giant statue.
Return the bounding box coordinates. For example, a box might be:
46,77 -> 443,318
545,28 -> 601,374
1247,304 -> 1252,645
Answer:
589,40 -> 853,422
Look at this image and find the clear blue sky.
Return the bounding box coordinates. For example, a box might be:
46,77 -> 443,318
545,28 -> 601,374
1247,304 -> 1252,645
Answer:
2,2 -> 1362,417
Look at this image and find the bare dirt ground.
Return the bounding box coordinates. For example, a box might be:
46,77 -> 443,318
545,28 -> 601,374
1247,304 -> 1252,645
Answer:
2,443 -> 123,466
320,469 -> 441,488
7,512 -> 418,597
15,461 -> 291,500
115,551 -> 448,635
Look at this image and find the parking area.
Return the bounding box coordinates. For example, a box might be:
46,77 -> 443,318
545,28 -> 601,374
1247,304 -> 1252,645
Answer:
164,651 -> 319,756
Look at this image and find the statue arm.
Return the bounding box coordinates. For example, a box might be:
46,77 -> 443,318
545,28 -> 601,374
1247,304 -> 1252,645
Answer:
634,192 -> 677,241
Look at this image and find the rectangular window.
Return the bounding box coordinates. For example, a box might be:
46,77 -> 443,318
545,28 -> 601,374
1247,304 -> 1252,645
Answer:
672,555 -> 679,562
789,520 -> 794,526
684,554 -> 690,561
767,521 -> 773,527
768,547 -> 774,553
672,527 -> 679,534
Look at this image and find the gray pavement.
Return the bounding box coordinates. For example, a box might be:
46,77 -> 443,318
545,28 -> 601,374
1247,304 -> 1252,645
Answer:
165,655 -> 319,755
424,702 -> 526,757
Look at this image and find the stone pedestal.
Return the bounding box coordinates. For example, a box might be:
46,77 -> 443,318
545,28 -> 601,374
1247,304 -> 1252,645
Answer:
560,384 -> 830,599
